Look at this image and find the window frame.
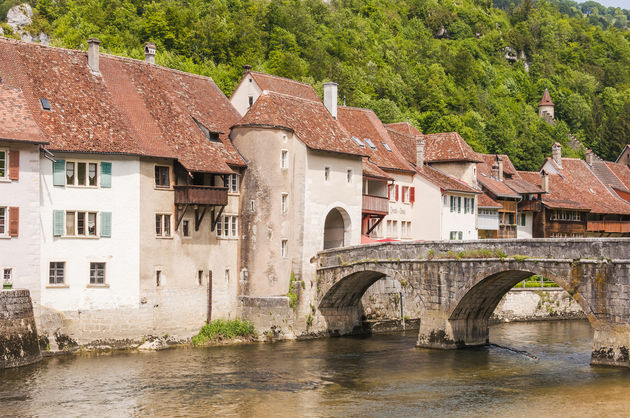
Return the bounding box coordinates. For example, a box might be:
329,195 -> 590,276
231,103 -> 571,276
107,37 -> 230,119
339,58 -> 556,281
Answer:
324,166 -> 330,182
0,206 -> 6,236
155,213 -> 172,238
182,219 -> 191,238
227,174 -> 240,194
281,239 -> 288,258
347,169 -> 353,183
65,160 -> 99,187
0,149 -> 7,180
281,149 -> 289,169
3,268 -> 12,282
63,210 -> 99,237
154,165 -> 171,189
89,262 -> 106,286
281,193 -> 288,214
49,262 -> 65,285
216,214 -> 239,239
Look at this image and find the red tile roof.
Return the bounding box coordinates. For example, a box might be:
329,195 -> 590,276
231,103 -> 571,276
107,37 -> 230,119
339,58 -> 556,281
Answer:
247,71 -> 320,102
476,153 -> 542,196
0,86 -> 46,144
422,132 -> 483,163
606,162 -> 630,191
0,38 -> 243,173
519,171 -> 587,211
539,89 -> 554,106
477,153 -> 517,177
363,158 -> 393,180
337,107 -> 415,173
478,176 -> 520,198
478,192 -> 503,208
417,164 -> 480,194
384,125 -> 418,166
233,91 -> 365,157
385,122 -> 422,137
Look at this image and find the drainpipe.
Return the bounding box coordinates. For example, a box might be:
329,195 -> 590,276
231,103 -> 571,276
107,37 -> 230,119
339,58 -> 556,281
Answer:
400,291 -> 405,330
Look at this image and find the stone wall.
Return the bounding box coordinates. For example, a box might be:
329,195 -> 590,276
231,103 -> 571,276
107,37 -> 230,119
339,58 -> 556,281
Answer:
491,289 -> 585,322
0,289 -> 41,368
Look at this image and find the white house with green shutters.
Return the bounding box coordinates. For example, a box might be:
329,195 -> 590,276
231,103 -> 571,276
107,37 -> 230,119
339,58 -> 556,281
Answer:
40,154 -> 141,312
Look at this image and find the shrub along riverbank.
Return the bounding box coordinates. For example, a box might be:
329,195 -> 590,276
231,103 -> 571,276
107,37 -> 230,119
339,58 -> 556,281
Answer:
191,319 -> 256,346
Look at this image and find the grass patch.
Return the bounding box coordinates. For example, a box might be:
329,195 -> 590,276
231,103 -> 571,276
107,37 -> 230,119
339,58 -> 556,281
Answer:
192,319 -> 255,346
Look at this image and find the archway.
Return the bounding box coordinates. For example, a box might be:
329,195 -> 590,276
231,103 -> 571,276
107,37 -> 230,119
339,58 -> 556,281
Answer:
323,208 -> 350,250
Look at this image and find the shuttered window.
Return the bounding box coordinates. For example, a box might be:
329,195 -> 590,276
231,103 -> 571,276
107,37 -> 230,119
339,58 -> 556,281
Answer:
410,187 -> 415,203
8,150 -> 19,180
100,212 -> 112,237
0,207 -> 5,235
53,210 -> 64,236
52,160 -> 66,186
8,207 -> 18,237
100,162 -> 112,188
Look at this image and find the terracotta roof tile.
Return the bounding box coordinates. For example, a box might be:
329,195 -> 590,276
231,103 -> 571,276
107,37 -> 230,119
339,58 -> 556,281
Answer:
539,89 -> 554,106
337,107 -> 415,173
478,192 -> 503,208
0,86 -> 46,144
605,162 -> 630,191
478,176 -> 520,198
363,158 -> 393,180
385,126 -> 418,165
385,122 -> 422,137
417,164 -> 480,194
0,38 -> 243,173
248,71 -> 320,102
233,91 -> 365,157
476,153 -> 542,196
422,132 -> 483,163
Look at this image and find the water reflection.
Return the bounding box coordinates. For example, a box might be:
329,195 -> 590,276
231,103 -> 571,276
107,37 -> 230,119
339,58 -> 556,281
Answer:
2,320 -> 630,416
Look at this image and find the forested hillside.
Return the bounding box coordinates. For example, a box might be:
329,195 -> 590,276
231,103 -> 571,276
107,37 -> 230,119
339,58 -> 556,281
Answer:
2,0 -> 630,170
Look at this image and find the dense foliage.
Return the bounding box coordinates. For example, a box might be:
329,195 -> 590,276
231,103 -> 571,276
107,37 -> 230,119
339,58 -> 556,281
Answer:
2,0 -> 630,169
191,319 -> 255,345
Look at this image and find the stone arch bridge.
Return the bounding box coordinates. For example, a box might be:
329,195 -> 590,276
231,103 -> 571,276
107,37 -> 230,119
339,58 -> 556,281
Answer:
314,239 -> 630,368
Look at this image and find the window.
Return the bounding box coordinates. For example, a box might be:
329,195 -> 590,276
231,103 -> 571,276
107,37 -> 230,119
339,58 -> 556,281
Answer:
324,167 -> 330,181
518,214 -> 526,226
198,270 -> 204,286
386,220 -> 392,235
227,174 -> 240,193
156,270 -> 162,287
155,166 -> 170,188
364,138 -> 376,149
49,262 -> 65,285
450,196 -> 455,212
0,207 -> 5,235
65,162 -> 97,186
182,220 -> 190,237
41,97 -> 51,111
217,215 -> 238,239
225,269 -> 230,283
450,231 -> 463,241
402,186 -> 408,203
281,193 -> 288,214
3,268 -> 12,282
464,198 -> 470,214
347,169 -> 352,183
392,220 -> 398,237
550,210 -> 582,221
281,150 -> 288,169
156,214 -> 171,237
457,197 -> 462,213
0,150 -> 5,179
248,96 -> 254,107
89,262 -> 105,285
351,136 -> 365,147
64,211 -> 97,236
250,200 -> 255,212
458,231 -> 463,240
382,142 -> 392,152
281,240 -> 288,257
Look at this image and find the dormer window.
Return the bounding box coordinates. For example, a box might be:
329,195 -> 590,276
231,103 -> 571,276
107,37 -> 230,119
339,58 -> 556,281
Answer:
192,117 -> 221,143
41,97 -> 51,111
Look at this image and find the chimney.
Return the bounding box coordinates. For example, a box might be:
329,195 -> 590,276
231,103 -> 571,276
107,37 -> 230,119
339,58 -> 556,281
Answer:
552,142 -> 562,168
585,149 -> 594,166
416,138 -> 425,167
144,42 -> 156,64
87,38 -> 100,74
323,82 -> 338,119
497,156 -> 504,181
491,162 -> 499,179
242,64 -> 252,76
541,171 -> 549,193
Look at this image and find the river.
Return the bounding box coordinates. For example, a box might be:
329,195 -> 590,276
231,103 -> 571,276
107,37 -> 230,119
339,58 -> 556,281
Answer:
1,320 -> 629,417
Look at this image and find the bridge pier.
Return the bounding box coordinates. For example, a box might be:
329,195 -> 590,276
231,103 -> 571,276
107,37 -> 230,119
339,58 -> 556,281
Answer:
417,311 -> 489,349
591,324 -> 630,368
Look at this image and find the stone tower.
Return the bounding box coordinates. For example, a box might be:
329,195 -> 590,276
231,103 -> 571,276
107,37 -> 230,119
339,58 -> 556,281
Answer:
538,89 -> 555,122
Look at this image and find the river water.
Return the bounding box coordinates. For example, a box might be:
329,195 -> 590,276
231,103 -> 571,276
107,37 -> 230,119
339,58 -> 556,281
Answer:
2,320 -> 630,417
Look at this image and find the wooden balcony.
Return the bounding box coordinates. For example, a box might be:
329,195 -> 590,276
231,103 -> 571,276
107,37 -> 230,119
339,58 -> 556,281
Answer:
587,220 -> 630,234
174,185 -> 228,206
519,200 -> 541,212
362,194 -> 389,215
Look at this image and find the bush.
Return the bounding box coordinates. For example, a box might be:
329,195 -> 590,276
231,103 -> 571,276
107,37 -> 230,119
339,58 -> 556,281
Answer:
192,319 -> 255,346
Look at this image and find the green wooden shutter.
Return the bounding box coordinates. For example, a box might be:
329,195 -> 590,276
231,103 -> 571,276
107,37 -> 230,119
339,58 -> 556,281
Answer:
53,210 -> 64,236
100,162 -> 112,188
100,212 -> 112,237
52,160 -> 65,186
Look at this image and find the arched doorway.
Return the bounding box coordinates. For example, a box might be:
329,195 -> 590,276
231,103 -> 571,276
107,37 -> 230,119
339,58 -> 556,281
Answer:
323,208 -> 349,250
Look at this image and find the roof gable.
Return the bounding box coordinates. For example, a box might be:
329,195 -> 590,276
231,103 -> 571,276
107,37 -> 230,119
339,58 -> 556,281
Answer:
423,132 -> 482,163
248,71 -> 320,102
0,85 -> 46,144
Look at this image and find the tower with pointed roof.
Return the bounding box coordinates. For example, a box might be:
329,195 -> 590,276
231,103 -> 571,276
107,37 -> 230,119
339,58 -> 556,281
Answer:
538,89 -> 555,121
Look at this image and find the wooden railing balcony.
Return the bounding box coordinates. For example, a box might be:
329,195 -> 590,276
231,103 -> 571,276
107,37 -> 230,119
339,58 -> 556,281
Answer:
362,194 -> 389,215
519,200 -> 542,212
587,220 -> 630,234
174,185 -> 228,206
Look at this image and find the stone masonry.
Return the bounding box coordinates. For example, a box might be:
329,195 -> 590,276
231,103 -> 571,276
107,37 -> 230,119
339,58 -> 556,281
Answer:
0,289 -> 42,368
314,239 -> 630,368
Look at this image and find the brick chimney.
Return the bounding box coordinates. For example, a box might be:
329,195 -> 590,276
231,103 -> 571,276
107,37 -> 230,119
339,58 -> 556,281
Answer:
242,64 -> 252,76
541,170 -> 549,193
416,138 -> 425,167
87,38 -> 100,74
491,162 -> 499,179
497,156 -> 504,181
552,142 -> 562,168
324,82 -> 338,120
144,42 -> 156,64
585,149 -> 594,166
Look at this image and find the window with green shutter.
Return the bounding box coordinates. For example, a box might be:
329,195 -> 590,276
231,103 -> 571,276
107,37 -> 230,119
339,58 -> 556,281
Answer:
53,210 -> 64,236
52,160 -> 66,186
100,162 -> 112,188
100,212 -> 112,237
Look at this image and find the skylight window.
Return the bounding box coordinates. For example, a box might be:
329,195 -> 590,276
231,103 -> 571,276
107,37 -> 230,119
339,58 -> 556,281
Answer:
382,142 -> 392,152
351,136 -> 365,147
364,138 -> 376,149
40,98 -> 51,111
589,188 -> 595,194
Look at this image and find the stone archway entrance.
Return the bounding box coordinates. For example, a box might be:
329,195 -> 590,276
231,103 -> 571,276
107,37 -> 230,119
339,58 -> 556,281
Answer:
323,208 -> 349,250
